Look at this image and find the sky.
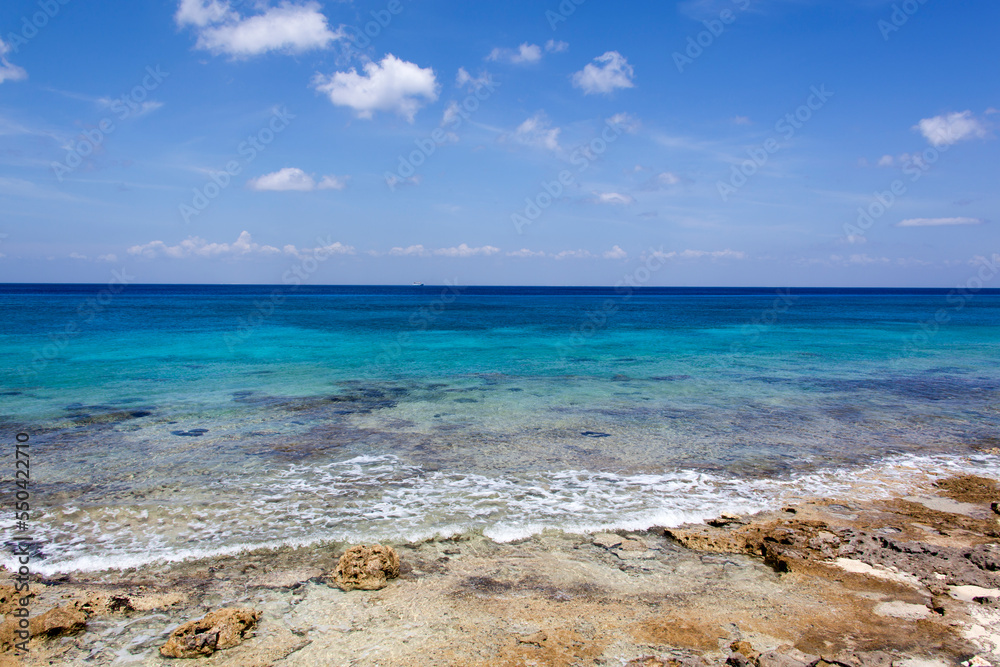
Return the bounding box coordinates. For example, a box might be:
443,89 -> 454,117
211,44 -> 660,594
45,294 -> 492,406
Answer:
0,0 -> 997,286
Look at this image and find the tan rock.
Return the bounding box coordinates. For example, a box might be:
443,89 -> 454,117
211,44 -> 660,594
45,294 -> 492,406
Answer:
0,585 -> 32,615
333,544 -> 400,591
29,605 -> 87,638
517,630 -> 547,646
593,533 -> 625,549
160,607 -> 260,659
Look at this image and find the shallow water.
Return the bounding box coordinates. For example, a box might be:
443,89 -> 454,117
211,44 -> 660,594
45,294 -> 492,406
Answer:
2,285 -> 999,573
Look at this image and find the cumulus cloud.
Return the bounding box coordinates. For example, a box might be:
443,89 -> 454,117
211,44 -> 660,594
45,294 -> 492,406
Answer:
506,248 -> 547,258
607,112 -> 641,134
455,68 -> 494,91
572,51 -> 635,95
643,172 -> 681,191
175,0 -> 340,57
592,192 -> 634,205
487,43 -> 542,65
433,244 -> 500,258
312,54 -> 438,122
508,113 -> 561,152
545,40 -> 569,53
915,111 -> 989,147
128,231 -> 355,259
0,38 -> 28,84
603,245 -> 627,260
896,217 -> 985,227
385,244 -> 500,258
248,167 -> 346,192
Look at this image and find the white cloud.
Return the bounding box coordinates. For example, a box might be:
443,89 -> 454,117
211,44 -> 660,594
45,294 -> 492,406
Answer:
732,116 -> 751,125
248,168 -> 347,192
128,231 -> 355,260
249,167 -> 314,191
69,252 -> 87,260
646,172 -> 680,190
650,249 -> 747,261
176,0 -> 340,57
603,245 -> 627,260
915,111 -> 989,147
388,245 -> 430,257
433,244 -> 500,258
593,192 -> 634,205
487,43 -> 542,65
509,113 -> 561,152
553,249 -> 594,260
317,175 -> 346,190
0,38 -> 28,84
877,154 -> 894,167
455,68 -> 494,92
506,248 -> 547,258
545,40 -> 569,53
312,54 -> 438,122
607,112 -> 641,134
97,254 -> 118,263
572,51 -> 635,95
897,217 -> 985,227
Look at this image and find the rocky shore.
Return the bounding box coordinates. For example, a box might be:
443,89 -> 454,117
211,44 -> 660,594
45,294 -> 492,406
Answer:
3,474 -> 999,666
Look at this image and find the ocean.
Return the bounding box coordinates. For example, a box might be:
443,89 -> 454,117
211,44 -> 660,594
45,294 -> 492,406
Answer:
2,284 -> 1000,574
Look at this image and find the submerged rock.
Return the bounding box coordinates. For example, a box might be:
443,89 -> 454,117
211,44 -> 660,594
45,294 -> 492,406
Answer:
333,544 -> 400,591
160,607 -> 259,659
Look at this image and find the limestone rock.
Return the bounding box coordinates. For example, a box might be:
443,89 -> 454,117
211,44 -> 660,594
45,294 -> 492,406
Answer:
517,630 -> 547,646
160,607 -> 259,659
0,585 -> 32,615
29,605 -> 87,638
593,533 -> 624,549
334,544 -> 400,591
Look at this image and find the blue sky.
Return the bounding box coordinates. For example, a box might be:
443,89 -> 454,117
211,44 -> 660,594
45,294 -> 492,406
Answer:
0,0 -> 997,286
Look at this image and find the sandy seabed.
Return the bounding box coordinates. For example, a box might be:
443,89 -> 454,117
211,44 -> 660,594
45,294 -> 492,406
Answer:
3,473 -> 1000,667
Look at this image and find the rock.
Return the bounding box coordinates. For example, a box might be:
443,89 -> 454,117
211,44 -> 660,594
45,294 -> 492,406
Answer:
29,605 -> 87,638
160,607 -> 259,659
593,533 -> 624,549
992,502 -> 1000,516
334,544 -> 400,591
0,585 -> 33,615
757,650 -> 809,667
617,537 -> 648,552
626,657 -> 671,667
728,640 -> 760,667
873,601 -> 931,620
963,656 -> 993,667
517,630 -> 547,646
247,567 -> 323,589
949,585 -> 1000,602
709,513 -> 749,527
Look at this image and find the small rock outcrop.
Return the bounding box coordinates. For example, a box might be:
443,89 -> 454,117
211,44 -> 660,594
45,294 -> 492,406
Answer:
160,607 -> 259,659
333,544 -> 400,591
29,606 -> 87,638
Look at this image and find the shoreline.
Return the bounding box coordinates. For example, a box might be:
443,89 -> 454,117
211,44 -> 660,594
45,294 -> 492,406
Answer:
3,473 -> 1000,666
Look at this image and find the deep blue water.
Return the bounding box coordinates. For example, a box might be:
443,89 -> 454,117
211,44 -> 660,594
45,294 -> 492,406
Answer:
2,285 -> 999,573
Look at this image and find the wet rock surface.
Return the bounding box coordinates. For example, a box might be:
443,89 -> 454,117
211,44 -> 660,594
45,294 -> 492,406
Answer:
160,607 -> 260,658
2,474 -> 998,666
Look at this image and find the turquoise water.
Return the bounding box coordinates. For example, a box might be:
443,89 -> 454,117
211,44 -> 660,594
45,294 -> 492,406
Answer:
2,285 -> 1000,573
